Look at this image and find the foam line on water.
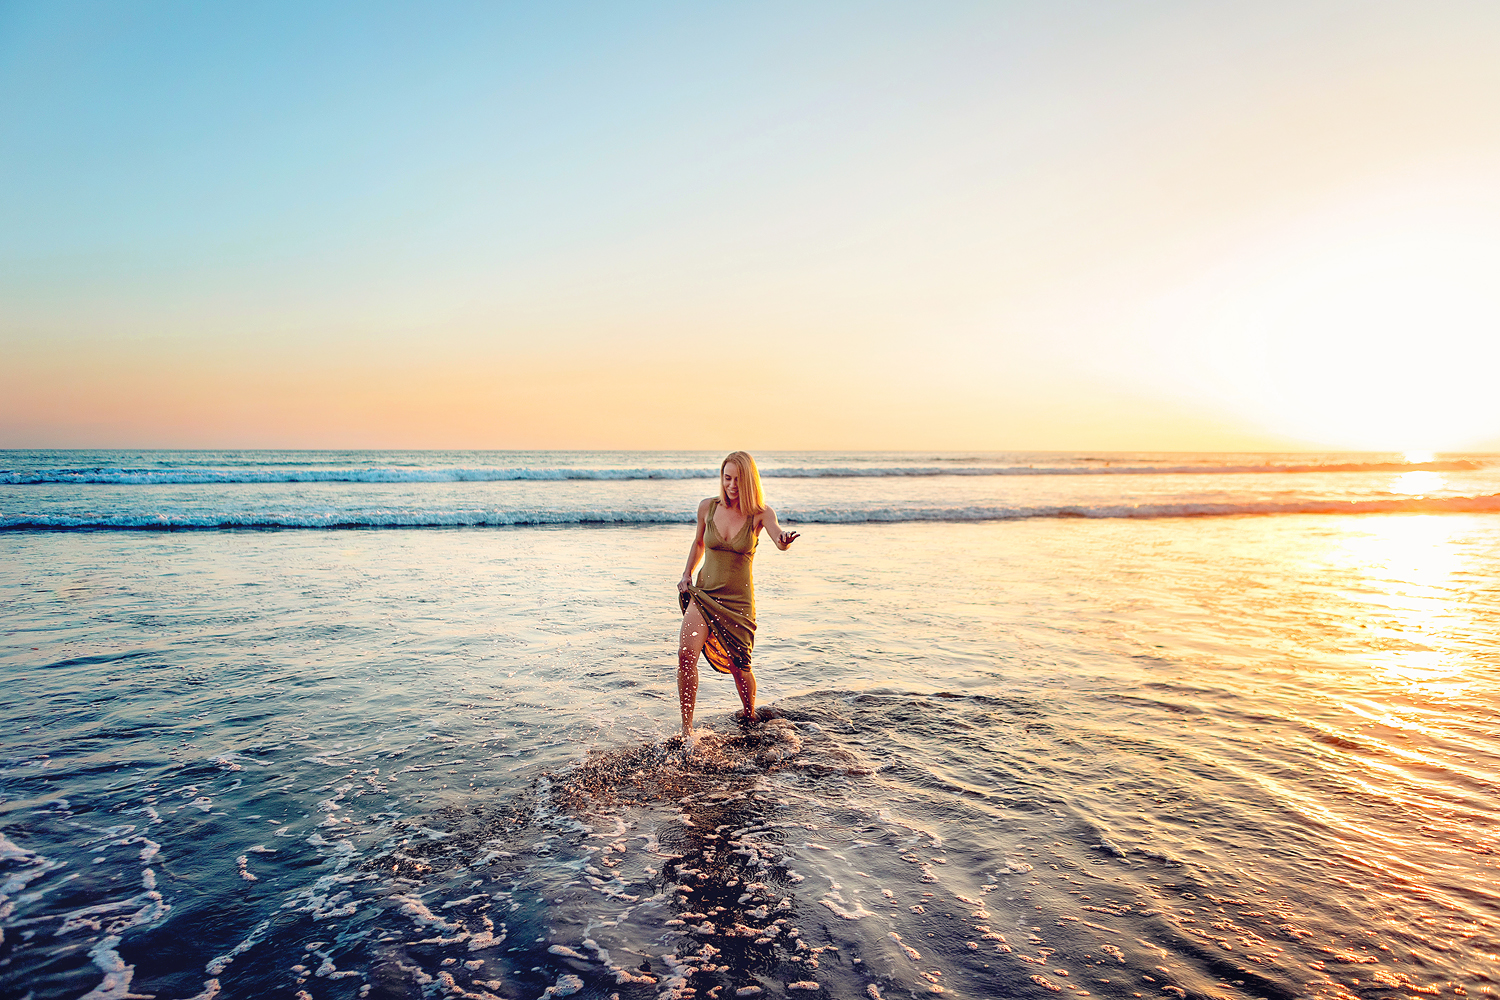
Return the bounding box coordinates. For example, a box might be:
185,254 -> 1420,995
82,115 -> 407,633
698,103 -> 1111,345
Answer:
6,492 -> 1500,531
1,458 -> 1483,485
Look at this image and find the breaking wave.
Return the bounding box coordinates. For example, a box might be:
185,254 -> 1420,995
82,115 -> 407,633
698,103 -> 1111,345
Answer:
6,493 -> 1499,531
0,459 -> 1484,485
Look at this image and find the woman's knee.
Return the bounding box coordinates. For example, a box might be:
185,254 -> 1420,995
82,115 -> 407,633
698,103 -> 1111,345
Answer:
679,610 -> 707,661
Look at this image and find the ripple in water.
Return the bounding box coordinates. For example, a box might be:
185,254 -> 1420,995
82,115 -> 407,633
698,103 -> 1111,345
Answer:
3,515 -> 1498,999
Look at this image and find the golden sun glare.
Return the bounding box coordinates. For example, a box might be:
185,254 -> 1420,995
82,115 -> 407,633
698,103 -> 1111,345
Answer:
1338,515 -> 1478,695
1243,237 -> 1497,451
1154,190 -> 1500,453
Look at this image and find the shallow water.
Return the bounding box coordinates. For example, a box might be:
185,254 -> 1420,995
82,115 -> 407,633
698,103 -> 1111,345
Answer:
3,508 -> 1498,1000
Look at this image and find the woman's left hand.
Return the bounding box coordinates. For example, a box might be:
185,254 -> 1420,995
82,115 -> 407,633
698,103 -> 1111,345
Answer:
759,508 -> 798,550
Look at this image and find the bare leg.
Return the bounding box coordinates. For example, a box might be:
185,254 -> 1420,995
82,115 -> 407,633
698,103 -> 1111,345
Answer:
677,600 -> 709,745
729,666 -> 756,723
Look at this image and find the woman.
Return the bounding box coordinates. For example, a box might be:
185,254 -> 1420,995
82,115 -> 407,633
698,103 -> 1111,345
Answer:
676,451 -> 798,750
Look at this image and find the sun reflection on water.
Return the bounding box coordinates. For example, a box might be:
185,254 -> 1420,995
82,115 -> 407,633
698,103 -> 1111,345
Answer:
1390,470 -> 1445,496
1337,515 -> 1475,696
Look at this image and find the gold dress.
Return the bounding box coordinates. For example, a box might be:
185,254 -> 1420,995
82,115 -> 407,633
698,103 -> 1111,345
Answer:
679,498 -> 758,674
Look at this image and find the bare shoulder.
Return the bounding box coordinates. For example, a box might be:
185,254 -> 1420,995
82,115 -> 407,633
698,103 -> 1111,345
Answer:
756,505 -> 777,526
696,496 -> 715,518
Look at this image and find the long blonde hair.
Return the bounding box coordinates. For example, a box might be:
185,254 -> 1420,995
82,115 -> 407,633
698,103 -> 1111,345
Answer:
718,451 -> 765,516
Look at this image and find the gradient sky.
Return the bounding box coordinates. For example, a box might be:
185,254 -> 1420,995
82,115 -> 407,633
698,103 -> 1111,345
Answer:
4,1 -> 1499,451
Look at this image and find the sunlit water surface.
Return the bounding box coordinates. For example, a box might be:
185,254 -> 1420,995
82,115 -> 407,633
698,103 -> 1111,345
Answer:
2,514 -> 1498,1000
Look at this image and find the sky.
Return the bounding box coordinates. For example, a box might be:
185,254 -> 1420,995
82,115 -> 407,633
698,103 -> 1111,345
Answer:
3,0 -> 1499,452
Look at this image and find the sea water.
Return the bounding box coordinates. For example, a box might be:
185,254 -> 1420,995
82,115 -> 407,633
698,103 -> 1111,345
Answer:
2,451 -> 1497,1000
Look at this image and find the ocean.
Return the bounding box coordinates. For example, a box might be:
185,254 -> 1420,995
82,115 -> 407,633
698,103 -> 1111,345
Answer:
2,449 -> 1497,1000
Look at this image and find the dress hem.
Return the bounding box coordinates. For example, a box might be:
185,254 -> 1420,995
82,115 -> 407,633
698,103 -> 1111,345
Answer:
680,588 -> 754,675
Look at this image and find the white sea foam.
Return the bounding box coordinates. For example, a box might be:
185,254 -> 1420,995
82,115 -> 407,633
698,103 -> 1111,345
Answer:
7,493 -> 1499,531
1,457 -> 1483,485
81,934 -> 137,1000
205,918 -> 271,976
0,832 -> 63,896
1,466 -> 716,485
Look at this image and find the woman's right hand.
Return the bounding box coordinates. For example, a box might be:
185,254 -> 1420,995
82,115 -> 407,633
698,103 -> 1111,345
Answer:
677,574 -> 691,593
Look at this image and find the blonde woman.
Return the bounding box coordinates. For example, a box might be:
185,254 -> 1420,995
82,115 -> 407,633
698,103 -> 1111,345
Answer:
676,451 -> 799,750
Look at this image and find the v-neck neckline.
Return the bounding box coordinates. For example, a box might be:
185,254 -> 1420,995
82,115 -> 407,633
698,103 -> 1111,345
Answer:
713,499 -> 749,542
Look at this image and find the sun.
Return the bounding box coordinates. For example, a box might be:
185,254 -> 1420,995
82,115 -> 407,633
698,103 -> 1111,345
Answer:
1148,183 -> 1500,453
1227,225 -> 1499,452
1247,234 -> 1498,451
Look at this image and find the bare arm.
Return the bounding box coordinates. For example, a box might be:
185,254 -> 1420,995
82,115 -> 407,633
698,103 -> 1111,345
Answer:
757,506 -> 799,551
678,497 -> 713,591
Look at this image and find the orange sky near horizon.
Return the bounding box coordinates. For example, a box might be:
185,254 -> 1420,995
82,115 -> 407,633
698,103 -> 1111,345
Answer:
6,341 -> 1319,452
4,2 -> 1499,453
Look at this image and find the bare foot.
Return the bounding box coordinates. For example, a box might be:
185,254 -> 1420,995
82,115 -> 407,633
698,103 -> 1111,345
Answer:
734,706 -> 777,726
680,727 -> 708,758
